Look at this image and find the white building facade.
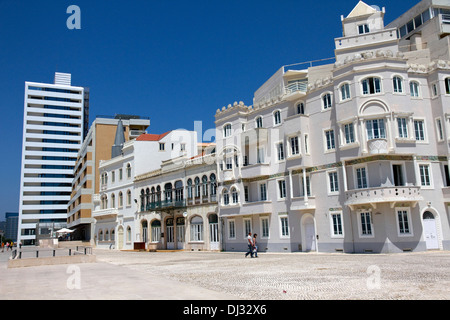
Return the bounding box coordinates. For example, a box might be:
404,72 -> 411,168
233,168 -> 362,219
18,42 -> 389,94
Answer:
18,72 -> 88,246
215,1 -> 450,253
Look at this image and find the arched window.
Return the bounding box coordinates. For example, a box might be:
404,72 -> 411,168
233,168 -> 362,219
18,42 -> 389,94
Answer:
393,76 -> 403,93
164,183 -> 173,202
190,216 -> 204,241
194,177 -> 200,198
98,230 -> 103,241
126,163 -> 131,178
111,229 -> 115,241
322,93 -> 332,109
202,175 -> 208,197
273,110 -> 282,125
187,179 -> 193,199
111,193 -> 115,208
140,189 -> 145,211
410,81 -> 420,97
156,185 -> 161,202
126,226 -> 131,242
146,188 -> 151,210
101,194 -> 108,210
105,229 -> 109,241
127,189 -> 132,206
175,180 -> 183,201
118,191 -> 123,208
210,173 -> 217,196
255,116 -> 263,128
231,187 -> 239,204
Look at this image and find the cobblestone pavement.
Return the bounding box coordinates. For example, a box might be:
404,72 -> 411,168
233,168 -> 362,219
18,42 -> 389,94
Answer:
94,249 -> 450,300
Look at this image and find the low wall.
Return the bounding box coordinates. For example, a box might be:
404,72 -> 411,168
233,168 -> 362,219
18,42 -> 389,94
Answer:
8,254 -> 96,268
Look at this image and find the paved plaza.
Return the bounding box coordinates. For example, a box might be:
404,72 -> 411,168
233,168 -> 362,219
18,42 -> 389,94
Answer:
0,248 -> 449,300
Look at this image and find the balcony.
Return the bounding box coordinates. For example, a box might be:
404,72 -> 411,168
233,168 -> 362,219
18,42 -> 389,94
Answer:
439,14 -> 450,36
345,186 -> 422,210
284,80 -> 308,101
147,199 -> 187,211
93,208 -> 118,219
220,200 -> 272,218
241,163 -> 271,178
290,196 -> 316,211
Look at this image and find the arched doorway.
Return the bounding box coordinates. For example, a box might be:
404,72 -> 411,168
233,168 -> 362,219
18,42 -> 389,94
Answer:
423,211 -> 439,250
117,226 -> 124,250
209,214 -> 219,250
301,214 -> 316,252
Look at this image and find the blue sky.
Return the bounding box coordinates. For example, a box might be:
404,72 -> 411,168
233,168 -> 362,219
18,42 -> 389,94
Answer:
0,0 -> 419,219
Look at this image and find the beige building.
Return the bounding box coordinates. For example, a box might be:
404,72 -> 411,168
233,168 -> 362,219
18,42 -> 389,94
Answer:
67,115 -> 150,242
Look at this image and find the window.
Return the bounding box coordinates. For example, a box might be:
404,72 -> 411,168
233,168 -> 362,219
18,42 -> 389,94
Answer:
231,187 -> 239,204
436,118 -> 444,141
118,192 -> 123,208
356,167 -> 368,189
322,93 -> 332,109
396,208 -> 412,236
159,143 -> 165,151
358,24 -> 370,34
151,220 -> 161,242
362,77 -> 381,95
244,186 -> 249,202
431,83 -> 438,97
111,171 -> 115,183
276,142 -> 285,161
260,183 -> 267,201
325,129 -> 336,150
297,102 -> 305,115
331,212 -> 343,236
180,143 -> 186,151
340,83 -> 351,101
119,168 -> 123,180
344,123 -> 355,144
126,163 -> 131,178
414,120 -> 426,141
190,216 -> 203,241
280,216 -> 289,238
301,174 -> 311,196
274,110 -> 282,125
228,220 -> 236,239
256,116 -> 263,128
419,164 -> 431,187
243,218 -> 252,237
127,190 -> 132,206
393,76 -> 403,93
410,81 -> 420,97
359,211 -> 373,236
111,193 -> 115,208
290,136 -> 300,156
328,171 -> 339,193
223,189 -> 229,205
223,124 -> 232,137
187,179 -> 193,198
445,78 -> 450,95
366,119 -> 386,140
304,135 -> 309,154
225,157 -> 233,170
278,180 -> 286,199
261,217 -> 270,238
397,118 -> 408,138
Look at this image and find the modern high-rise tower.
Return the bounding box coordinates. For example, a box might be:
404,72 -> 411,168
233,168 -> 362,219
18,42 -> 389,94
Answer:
17,72 -> 89,246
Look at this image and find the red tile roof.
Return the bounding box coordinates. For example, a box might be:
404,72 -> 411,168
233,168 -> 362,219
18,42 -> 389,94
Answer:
136,131 -> 171,141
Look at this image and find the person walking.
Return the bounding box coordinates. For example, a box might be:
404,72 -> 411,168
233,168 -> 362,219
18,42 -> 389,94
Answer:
252,233 -> 258,258
5,242 -> 9,251
244,232 -> 254,258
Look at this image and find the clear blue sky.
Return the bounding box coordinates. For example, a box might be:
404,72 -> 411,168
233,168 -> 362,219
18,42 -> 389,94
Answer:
0,0 -> 420,219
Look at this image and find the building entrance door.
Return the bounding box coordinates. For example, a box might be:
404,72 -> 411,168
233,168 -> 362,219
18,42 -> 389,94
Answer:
209,214 -> 219,250
166,218 -> 174,250
423,211 -> 438,250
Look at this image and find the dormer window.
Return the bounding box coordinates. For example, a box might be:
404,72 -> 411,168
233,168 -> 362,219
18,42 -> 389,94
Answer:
358,24 -> 370,34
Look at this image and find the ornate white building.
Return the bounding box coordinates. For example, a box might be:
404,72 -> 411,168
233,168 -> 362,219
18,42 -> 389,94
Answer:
215,0 -> 450,253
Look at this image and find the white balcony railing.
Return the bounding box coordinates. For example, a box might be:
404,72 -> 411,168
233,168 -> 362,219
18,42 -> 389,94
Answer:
345,186 -> 422,209
285,81 -> 308,94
